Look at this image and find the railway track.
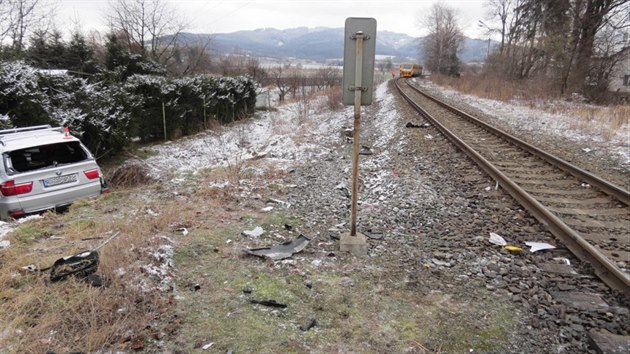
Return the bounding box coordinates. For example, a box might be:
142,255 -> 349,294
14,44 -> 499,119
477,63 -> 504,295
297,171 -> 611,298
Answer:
394,78 -> 630,298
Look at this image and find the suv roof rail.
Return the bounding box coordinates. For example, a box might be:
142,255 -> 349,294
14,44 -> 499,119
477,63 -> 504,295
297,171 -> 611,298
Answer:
0,125 -> 55,135
0,125 -> 65,146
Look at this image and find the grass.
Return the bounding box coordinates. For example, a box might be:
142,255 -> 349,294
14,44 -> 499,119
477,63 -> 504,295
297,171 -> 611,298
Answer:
430,74 -> 628,139
164,209 -> 517,353
0,155 -> 520,354
0,87 -> 522,353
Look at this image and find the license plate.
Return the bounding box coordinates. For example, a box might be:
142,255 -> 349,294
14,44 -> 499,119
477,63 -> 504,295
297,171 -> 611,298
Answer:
44,174 -> 77,187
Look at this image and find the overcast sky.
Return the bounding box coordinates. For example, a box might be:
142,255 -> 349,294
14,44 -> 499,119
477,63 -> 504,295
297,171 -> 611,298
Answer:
57,0 -> 491,39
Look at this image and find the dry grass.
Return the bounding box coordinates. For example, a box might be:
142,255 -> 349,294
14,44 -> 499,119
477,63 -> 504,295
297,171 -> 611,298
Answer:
106,161 -> 156,188
432,74 -> 561,102
430,74 -> 629,138
0,187 -> 208,353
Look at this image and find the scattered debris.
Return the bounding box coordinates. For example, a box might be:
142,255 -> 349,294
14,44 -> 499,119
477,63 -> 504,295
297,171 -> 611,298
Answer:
242,226 -> 265,238
83,273 -> 109,288
553,257 -> 571,265
249,299 -> 287,308
432,258 -> 450,267
365,231 -> 384,240
424,134 -> 434,140
190,283 -> 201,291
405,122 -> 430,128
335,182 -> 351,198
268,198 -> 291,208
261,206 -> 274,212
245,235 -> 310,261
525,241 -> 556,252
202,342 -> 214,350
299,318 -> 317,331
504,245 -> 523,252
488,232 -> 507,246
80,237 -> 103,241
21,264 -> 38,272
359,145 -> 373,155
0,240 -> 9,249
582,147 -> 592,153
25,231 -> 122,283
175,227 -> 189,236
50,250 -> 100,282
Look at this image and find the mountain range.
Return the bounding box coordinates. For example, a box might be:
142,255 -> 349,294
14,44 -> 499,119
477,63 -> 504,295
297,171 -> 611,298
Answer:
176,27 -> 491,64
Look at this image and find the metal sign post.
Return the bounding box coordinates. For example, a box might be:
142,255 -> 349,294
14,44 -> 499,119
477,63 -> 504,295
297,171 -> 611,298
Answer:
340,17 -> 376,257
350,31 -> 364,237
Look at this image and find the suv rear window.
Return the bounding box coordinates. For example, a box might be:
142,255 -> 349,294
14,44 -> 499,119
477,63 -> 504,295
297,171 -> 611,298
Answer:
7,142 -> 89,173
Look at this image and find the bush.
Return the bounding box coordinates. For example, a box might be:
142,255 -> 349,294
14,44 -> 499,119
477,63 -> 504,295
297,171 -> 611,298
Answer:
0,60 -> 257,157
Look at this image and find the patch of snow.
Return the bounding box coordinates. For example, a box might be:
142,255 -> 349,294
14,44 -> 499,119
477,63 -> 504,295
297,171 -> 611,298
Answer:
17,215 -> 42,224
0,216 -> 43,250
144,97 -> 347,183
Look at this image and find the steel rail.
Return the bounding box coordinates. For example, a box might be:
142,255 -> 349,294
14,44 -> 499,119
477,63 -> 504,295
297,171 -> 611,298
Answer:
403,79 -> 630,206
394,78 -> 630,297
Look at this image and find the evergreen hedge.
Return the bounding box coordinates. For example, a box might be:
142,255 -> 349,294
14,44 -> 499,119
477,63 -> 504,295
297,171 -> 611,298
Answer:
0,61 -> 257,158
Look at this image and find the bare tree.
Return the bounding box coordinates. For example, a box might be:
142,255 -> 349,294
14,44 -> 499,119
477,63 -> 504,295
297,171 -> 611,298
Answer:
270,65 -> 290,103
483,0 -> 629,97
107,0 -> 186,62
421,4 -> 464,76
483,0 -> 521,54
0,0 -> 54,54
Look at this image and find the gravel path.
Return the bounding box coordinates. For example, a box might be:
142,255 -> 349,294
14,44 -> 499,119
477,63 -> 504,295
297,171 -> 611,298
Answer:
277,80 -> 629,353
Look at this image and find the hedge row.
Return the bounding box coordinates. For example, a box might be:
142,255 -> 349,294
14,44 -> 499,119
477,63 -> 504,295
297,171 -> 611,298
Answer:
0,61 -> 257,158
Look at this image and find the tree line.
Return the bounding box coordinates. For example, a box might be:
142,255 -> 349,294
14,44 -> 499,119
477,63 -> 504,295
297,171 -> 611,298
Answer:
421,0 -> 629,102
0,0 -> 258,159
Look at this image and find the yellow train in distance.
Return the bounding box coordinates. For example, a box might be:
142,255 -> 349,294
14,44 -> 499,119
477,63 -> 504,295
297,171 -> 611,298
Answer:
399,63 -> 422,78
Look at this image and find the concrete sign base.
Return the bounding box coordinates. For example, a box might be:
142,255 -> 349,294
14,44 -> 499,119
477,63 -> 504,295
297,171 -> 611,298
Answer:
340,232 -> 367,257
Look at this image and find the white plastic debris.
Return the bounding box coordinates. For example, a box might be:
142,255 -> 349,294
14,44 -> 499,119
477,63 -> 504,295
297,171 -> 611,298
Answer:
525,241 -> 556,252
176,227 -> 188,236
553,257 -> 571,265
582,147 -> 592,153
21,264 -> 37,272
261,206 -> 274,212
488,232 -> 507,246
242,226 -> 264,238
202,342 -> 214,350
269,198 -> 291,208
424,134 -> 434,140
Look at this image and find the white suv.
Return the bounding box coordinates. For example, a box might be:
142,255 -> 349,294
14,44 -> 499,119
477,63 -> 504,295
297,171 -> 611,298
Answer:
0,125 -> 107,220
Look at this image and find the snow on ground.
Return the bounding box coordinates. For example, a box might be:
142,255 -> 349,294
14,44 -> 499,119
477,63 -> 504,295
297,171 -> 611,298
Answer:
0,215 -> 43,249
144,94 -> 350,181
143,77 -> 630,193
414,78 -> 630,167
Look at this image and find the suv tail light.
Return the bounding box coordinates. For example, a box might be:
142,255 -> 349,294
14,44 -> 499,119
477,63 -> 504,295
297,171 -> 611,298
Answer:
84,169 -> 100,180
1,180 -> 33,196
